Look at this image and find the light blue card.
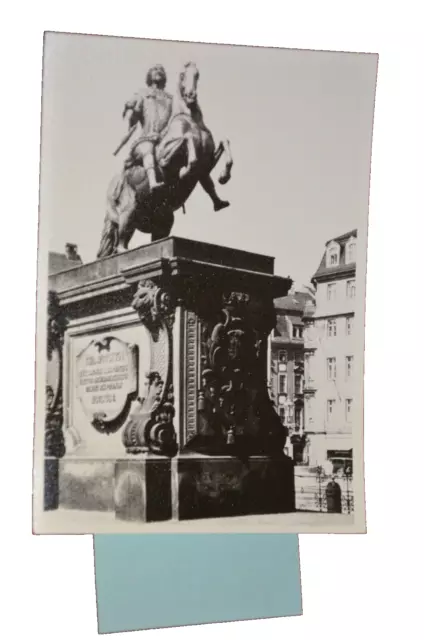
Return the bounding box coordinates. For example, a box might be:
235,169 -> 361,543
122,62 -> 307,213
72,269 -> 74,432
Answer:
94,534 -> 302,634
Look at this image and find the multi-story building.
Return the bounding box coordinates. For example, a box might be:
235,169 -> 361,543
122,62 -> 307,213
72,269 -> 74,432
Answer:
268,288 -> 314,463
303,230 -> 357,472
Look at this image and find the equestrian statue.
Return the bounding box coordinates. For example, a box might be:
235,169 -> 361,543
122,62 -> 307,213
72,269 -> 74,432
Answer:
97,62 -> 233,257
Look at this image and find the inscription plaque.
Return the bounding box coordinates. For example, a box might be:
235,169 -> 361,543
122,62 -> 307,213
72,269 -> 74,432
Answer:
76,336 -> 138,429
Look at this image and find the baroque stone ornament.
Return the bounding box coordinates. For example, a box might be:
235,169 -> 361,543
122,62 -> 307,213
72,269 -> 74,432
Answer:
124,277 -> 177,456
45,291 -> 67,458
132,279 -> 174,333
192,290 -> 287,455
122,372 -> 177,456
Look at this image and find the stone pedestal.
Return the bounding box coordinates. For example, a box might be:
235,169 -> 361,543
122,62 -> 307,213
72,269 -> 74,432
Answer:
43,237 -> 294,524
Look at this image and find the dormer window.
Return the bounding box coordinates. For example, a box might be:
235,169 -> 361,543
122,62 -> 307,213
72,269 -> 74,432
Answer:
346,238 -> 356,263
326,241 -> 340,268
329,250 -> 338,265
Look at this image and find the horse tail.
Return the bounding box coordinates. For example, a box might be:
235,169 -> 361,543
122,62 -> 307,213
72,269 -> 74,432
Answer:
97,217 -> 118,258
96,177 -> 122,258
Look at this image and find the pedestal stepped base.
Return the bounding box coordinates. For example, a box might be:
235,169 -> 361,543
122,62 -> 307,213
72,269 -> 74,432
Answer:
177,455 -> 295,520
44,236 -> 294,525
56,457 -> 172,522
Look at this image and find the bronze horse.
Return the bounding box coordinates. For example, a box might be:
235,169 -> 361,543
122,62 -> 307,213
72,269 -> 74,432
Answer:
97,62 -> 233,257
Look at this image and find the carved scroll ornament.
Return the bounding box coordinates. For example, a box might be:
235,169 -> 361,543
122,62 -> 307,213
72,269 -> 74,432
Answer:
45,291 -> 67,458
123,278 -> 177,456
122,372 -> 177,456
195,290 -> 286,454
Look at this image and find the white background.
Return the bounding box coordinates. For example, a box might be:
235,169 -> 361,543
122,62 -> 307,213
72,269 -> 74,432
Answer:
1,1 -> 423,638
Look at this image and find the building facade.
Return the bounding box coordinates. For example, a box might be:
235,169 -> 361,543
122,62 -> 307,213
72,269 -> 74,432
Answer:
303,230 -> 357,472
268,289 -> 314,463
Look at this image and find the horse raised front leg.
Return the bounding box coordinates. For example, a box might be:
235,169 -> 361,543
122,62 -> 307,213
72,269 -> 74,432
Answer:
218,139 -> 233,185
179,133 -> 197,179
199,174 -> 230,212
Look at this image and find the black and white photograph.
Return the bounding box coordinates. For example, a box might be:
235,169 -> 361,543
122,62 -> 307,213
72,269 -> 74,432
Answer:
33,31 -> 377,533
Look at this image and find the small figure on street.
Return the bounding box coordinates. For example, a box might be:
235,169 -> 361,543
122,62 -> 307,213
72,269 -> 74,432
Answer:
325,478 -> 342,514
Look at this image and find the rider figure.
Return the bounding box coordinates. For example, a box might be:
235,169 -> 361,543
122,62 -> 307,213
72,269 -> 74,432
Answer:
119,63 -> 230,211
122,64 -> 173,192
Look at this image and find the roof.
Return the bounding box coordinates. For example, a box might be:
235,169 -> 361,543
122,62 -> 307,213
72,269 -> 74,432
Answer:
312,229 -> 357,282
48,251 -> 82,275
274,290 -> 315,312
325,229 -> 357,246
273,290 -> 315,339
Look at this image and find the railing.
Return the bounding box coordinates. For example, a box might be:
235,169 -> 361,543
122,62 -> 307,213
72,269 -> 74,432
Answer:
295,465 -> 354,514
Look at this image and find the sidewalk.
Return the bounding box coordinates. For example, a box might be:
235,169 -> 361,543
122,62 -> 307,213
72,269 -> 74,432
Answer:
36,508 -> 356,534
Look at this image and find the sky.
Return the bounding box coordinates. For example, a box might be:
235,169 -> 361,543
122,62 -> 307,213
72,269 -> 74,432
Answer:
39,33 -> 377,285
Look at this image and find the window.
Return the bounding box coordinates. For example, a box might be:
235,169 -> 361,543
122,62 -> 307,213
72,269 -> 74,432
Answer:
345,398 -> 353,421
278,350 -> 287,363
327,357 -> 337,380
346,356 -> 353,379
295,374 -> 302,394
327,319 -> 337,337
305,352 -> 313,384
346,242 -> 356,263
326,243 -> 340,267
294,405 -> 302,427
346,316 -> 353,335
278,374 -> 287,394
306,398 -> 314,424
327,449 -> 353,474
329,250 -> 338,265
327,283 -> 337,301
327,399 -> 336,421
346,279 -> 356,299
292,326 -> 303,339
295,350 -> 303,363
304,352 -> 310,371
